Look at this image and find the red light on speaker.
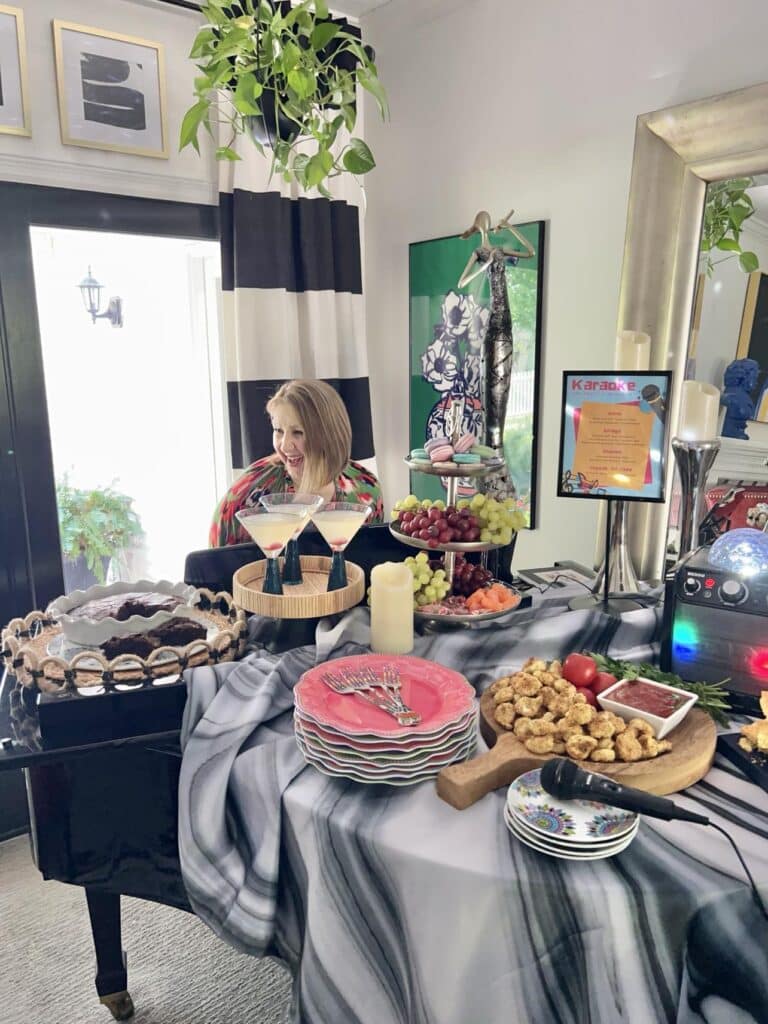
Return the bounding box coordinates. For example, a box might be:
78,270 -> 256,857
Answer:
705,578 -> 716,589
748,649 -> 768,680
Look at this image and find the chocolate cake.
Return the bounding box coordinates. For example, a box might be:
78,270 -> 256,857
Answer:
100,617 -> 206,660
68,591 -> 185,622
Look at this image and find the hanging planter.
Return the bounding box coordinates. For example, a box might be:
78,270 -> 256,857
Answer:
180,0 -> 388,195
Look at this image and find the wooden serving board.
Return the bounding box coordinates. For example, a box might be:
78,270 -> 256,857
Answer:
436,688 -> 717,810
233,555 -> 364,619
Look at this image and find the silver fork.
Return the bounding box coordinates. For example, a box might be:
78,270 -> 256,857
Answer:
353,665 -> 414,717
322,671 -> 421,726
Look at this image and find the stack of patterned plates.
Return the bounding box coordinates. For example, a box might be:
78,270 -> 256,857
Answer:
293,654 -> 476,785
504,768 -> 639,860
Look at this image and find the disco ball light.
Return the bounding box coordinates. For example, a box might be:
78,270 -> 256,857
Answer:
708,528 -> 768,577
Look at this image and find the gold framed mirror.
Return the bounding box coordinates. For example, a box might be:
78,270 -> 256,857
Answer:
617,82 -> 768,579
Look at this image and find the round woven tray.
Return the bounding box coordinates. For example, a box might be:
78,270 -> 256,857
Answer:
233,555 -> 364,618
1,589 -> 247,694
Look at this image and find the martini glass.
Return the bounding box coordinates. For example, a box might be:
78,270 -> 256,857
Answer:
235,507 -> 299,596
259,492 -> 324,585
310,501 -> 372,592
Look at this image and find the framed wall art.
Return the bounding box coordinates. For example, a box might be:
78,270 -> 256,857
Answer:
0,4 -> 30,137
408,220 -> 545,526
52,20 -> 168,158
557,371 -> 673,502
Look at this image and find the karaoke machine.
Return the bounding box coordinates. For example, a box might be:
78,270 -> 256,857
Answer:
662,545 -> 768,715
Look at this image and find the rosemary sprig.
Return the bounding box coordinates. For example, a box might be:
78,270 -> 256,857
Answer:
586,651 -> 732,727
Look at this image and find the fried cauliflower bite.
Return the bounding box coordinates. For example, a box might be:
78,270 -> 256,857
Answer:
513,717 -> 534,740
535,671 -> 559,685
590,747 -> 616,763
539,686 -> 557,706
493,686 -> 516,706
494,703 -> 516,730
522,658 -> 547,673
657,740 -> 672,754
552,740 -> 567,754
549,660 -> 563,677
546,694 -> 573,717
572,692 -> 587,704
525,735 -> 555,755
637,734 -> 662,758
596,737 -> 614,749
615,730 -> 643,762
528,717 -> 557,737
489,676 -> 511,694
514,695 -> 544,717
565,703 -> 596,727
511,673 -> 542,697
607,713 -> 626,734
565,734 -> 599,760
628,717 -> 654,736
555,720 -> 584,740
588,712 -> 619,740
553,679 -> 577,697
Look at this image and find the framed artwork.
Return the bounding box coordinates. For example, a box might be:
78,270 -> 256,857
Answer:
736,270 -> 768,421
408,221 -> 545,526
557,371 -> 673,502
52,20 -> 168,158
0,4 -> 30,137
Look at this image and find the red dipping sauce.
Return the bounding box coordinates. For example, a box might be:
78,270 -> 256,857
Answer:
607,680 -> 689,718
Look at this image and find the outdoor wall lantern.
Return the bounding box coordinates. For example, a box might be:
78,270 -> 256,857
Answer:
78,267 -> 123,327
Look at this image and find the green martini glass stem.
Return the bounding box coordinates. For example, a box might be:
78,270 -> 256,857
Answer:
327,550 -> 347,591
282,539 -> 302,585
263,556 -> 283,596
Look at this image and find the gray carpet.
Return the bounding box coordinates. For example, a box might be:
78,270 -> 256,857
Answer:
0,835 -> 292,1023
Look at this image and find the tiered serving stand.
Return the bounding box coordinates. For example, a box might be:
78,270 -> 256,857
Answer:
389,457 -> 531,626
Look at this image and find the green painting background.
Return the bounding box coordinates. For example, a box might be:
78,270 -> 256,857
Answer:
408,221 -> 543,524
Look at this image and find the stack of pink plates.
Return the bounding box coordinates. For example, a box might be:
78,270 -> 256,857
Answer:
293,654 -> 477,785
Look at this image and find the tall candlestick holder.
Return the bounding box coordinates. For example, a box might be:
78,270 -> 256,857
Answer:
671,437 -> 721,560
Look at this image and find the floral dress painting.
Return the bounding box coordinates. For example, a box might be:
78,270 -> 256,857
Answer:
409,225 -> 544,524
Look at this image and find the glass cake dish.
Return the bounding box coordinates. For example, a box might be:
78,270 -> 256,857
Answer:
48,579 -> 201,647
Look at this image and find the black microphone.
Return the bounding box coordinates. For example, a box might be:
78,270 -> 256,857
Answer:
540,758 -> 710,825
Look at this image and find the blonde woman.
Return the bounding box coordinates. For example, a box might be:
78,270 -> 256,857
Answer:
210,380 -> 384,546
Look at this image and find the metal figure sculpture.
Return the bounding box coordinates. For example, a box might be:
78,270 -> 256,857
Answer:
457,209 -> 535,500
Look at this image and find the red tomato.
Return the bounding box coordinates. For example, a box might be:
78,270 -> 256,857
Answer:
575,686 -> 598,707
591,672 -> 618,696
561,653 -> 598,687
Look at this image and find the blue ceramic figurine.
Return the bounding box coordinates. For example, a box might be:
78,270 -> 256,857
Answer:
720,358 -> 760,439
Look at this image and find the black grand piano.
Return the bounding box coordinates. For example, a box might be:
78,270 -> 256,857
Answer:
0,525 -> 435,1020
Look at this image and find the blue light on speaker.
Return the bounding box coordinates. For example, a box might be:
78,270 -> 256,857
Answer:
708,528 -> 768,577
673,620 -> 699,662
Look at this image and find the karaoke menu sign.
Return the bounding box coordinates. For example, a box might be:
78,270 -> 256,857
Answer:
557,371 -> 672,501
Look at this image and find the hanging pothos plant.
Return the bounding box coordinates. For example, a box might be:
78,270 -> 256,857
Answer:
700,177 -> 759,276
180,0 -> 388,195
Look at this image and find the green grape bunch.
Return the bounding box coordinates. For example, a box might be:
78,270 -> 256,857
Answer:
365,551 -> 450,609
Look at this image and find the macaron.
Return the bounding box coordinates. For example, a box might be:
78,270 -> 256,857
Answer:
454,432 -> 476,453
471,444 -> 497,459
410,448 -> 429,460
453,452 -> 481,464
425,435 -> 450,453
429,444 -> 455,463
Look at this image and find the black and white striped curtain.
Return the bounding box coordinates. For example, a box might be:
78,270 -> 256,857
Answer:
218,137 -> 375,475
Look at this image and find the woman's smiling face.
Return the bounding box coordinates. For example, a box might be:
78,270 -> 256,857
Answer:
271,402 -> 306,482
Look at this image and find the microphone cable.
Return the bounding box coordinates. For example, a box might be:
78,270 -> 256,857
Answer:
706,820 -> 768,922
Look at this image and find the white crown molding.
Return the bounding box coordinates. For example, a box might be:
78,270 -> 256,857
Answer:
0,151 -> 217,206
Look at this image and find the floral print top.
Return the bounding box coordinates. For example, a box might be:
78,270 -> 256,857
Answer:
209,456 -> 384,547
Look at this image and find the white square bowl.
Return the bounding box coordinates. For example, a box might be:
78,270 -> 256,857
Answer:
596,676 -> 698,739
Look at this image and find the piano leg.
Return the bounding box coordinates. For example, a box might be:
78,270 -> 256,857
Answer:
85,889 -> 135,1020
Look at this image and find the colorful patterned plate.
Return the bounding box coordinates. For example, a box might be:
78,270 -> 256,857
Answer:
504,804 -> 639,851
294,654 -> 475,738
504,809 -> 638,861
506,768 -> 637,844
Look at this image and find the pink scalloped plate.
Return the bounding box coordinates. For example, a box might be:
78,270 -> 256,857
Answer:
295,713 -> 476,763
294,654 -> 475,738
294,708 -> 476,751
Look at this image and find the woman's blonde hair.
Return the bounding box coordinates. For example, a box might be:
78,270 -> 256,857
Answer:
266,380 -> 352,493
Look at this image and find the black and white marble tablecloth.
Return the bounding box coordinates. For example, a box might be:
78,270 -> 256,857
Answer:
178,589 -> 768,1024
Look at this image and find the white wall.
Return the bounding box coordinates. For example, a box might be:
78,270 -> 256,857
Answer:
361,0 -> 768,569
0,0 -> 216,203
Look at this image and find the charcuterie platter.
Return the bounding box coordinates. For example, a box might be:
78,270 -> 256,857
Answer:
436,656 -> 718,810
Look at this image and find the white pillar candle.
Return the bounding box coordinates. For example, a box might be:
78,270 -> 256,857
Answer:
615,330 -> 651,371
677,380 -> 721,441
370,562 -> 414,655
